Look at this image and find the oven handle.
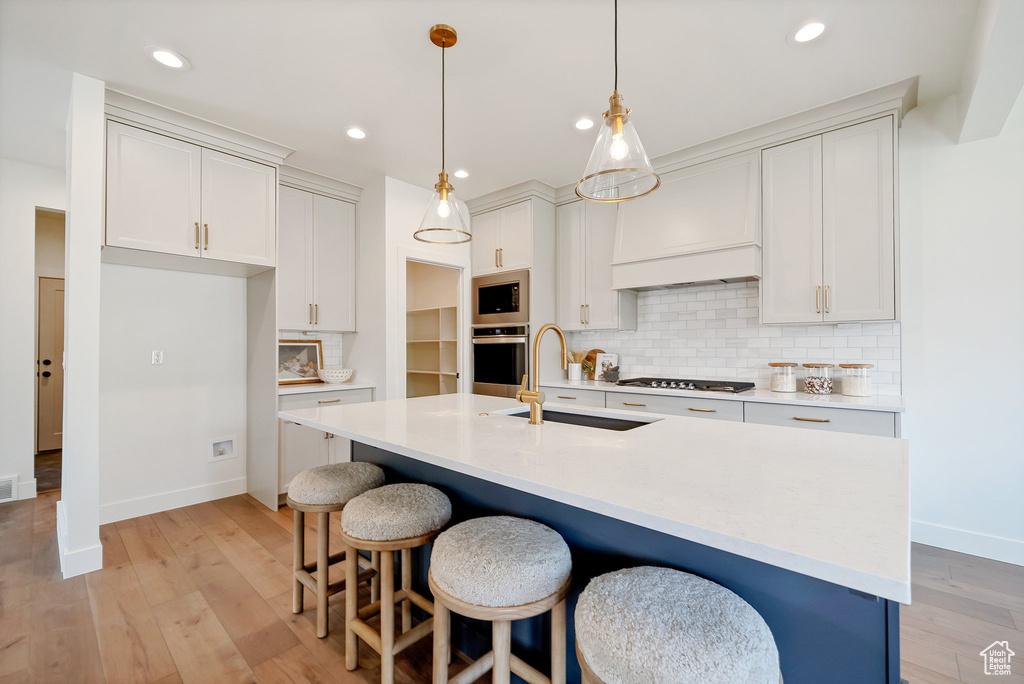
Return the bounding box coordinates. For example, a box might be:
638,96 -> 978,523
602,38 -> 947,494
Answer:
471,336 -> 529,344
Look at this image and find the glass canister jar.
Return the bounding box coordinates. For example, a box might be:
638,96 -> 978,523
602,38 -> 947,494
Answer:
802,363 -> 834,394
768,363 -> 798,392
839,364 -> 874,397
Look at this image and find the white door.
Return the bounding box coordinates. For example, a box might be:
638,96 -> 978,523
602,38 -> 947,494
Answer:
279,420 -> 329,494
471,209 -> 501,276
278,186 -> 314,330
201,149 -> 277,267
583,202 -> 620,330
822,117 -> 895,322
105,121 -> 201,256
761,136 -> 824,324
497,200 -> 533,272
313,195 -> 356,331
37,277 -> 64,452
555,202 -> 585,331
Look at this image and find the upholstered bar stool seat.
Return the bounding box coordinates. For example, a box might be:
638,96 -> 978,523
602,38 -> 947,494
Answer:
340,483 -> 452,684
429,516 -> 572,684
575,566 -> 781,684
287,462 -> 385,638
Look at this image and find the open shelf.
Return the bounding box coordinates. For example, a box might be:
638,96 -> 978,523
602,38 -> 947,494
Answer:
406,304 -> 459,397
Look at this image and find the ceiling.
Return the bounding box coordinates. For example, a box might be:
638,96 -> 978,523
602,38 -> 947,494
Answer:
0,0 -> 980,199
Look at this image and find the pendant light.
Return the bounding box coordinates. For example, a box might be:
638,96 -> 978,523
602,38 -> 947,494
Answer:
575,0 -> 660,202
414,24 -> 471,244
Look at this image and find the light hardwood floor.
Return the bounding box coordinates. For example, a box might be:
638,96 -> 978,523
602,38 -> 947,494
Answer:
1,492 -> 1021,683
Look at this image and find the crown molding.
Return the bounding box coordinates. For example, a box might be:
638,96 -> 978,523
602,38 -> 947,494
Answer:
280,165 -> 362,203
466,178 -> 557,214
104,89 -> 295,165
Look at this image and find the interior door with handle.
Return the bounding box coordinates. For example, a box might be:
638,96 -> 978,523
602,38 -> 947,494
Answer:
37,277 -> 64,452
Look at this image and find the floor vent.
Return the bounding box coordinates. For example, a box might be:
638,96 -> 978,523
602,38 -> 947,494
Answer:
0,476 -> 16,503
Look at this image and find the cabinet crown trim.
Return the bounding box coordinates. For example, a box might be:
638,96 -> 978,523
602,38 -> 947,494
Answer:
280,165 -> 362,203
466,179 -> 555,214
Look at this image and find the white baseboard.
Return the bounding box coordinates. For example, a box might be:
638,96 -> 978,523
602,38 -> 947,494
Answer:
912,520 -> 1024,566
98,477 -> 248,525
18,477 -> 37,500
56,499 -> 103,578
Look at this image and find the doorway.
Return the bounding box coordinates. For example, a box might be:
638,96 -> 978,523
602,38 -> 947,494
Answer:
35,209 -> 65,493
406,260 -> 460,398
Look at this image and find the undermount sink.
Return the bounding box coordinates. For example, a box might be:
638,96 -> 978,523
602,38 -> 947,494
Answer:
499,407 -> 659,431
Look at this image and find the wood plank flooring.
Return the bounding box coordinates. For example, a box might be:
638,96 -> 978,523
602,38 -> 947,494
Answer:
1,491 -> 1020,683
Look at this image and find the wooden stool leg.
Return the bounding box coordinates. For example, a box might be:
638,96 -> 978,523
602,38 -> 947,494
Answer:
292,509 -> 304,614
551,599 -> 567,684
493,619 -> 512,684
380,551 -> 396,684
400,547 -> 412,633
345,543 -> 359,671
370,551 -> 380,603
316,511 -> 330,638
433,600 -> 450,684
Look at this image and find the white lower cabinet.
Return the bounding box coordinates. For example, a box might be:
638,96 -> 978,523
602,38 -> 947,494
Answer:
743,402 -> 896,438
278,388 -> 373,494
543,387 -> 606,408
605,391 -> 744,422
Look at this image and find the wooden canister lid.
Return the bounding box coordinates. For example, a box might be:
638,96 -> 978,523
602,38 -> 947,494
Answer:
839,363 -> 874,369
767,362 -> 798,367
802,363 -> 835,368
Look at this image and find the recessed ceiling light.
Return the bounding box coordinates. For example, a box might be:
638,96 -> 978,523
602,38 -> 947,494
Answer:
575,117 -> 595,131
454,169 -> 469,179
146,46 -> 190,71
793,22 -> 826,43
346,128 -> 367,139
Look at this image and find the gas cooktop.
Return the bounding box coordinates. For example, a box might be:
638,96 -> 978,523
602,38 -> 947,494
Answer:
616,377 -> 755,393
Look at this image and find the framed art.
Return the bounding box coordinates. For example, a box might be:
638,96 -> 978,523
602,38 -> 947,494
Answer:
278,339 -> 324,385
595,353 -> 619,381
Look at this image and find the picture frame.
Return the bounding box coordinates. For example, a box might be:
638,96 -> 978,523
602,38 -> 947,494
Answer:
595,353 -> 619,380
278,339 -> 324,385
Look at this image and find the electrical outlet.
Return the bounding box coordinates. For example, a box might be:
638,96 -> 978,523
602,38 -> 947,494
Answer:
152,350 -> 163,365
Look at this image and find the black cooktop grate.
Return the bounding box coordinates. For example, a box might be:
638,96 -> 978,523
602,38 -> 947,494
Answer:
616,377 -> 755,393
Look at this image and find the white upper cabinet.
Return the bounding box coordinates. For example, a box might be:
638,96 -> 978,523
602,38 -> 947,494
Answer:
105,120 -> 277,268
821,117 -> 895,322
471,199 -> 533,276
106,122 -> 202,257
761,116 -> 896,324
556,201 -> 637,332
201,149 -> 276,267
278,186 -> 355,332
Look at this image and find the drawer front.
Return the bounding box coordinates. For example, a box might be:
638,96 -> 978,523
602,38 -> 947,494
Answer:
605,391 -> 743,421
540,387 -> 606,408
279,388 -> 373,411
743,402 -> 896,437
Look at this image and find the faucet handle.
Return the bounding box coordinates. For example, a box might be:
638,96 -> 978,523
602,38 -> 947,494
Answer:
519,374 -> 528,392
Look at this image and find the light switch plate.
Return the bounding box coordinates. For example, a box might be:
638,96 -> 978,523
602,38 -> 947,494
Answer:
152,350 -> 163,365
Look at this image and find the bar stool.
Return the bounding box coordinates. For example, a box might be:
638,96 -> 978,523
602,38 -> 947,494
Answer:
286,462 -> 385,638
574,566 -> 782,684
429,516 -> 572,684
340,483 -> 452,684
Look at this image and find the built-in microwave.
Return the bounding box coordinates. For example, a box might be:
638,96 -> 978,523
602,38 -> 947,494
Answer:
471,269 -> 530,326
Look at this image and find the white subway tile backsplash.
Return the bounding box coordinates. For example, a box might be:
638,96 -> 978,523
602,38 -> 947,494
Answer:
571,281 -> 902,395
280,330 -> 344,368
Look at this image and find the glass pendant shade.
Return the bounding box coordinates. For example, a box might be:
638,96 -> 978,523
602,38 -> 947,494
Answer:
415,180 -> 471,244
576,94 -> 660,202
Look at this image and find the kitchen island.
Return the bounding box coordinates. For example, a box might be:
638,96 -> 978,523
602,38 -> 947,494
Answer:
280,393 -> 910,684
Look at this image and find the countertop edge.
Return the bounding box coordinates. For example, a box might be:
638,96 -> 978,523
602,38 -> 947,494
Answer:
278,382 -> 376,396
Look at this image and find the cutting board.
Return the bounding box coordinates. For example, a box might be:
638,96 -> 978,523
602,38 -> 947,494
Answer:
583,349 -> 605,380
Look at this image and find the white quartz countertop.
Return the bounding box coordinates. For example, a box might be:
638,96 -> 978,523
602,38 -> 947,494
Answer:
279,393 -> 910,602
278,382 -> 375,396
540,378 -> 905,412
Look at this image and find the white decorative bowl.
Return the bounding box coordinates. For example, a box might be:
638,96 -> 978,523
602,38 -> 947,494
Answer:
318,367 -> 353,384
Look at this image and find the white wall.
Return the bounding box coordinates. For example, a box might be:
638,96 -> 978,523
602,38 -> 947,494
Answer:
900,93 -> 1024,564
98,264 -> 248,522
345,178 -> 387,393
0,159 -> 65,500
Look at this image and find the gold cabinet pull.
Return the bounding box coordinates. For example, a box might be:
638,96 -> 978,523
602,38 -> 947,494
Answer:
793,416 -> 831,423
815,285 -> 821,314
585,304 -> 590,325
318,398 -> 342,404
309,304 -> 313,325
580,305 -> 585,325
314,303 -> 318,325
824,285 -> 830,314
623,402 -> 646,407
495,249 -> 499,268
556,395 -> 577,400
194,222 -> 200,249
498,248 -> 502,268
203,223 -> 209,250
688,407 -> 716,413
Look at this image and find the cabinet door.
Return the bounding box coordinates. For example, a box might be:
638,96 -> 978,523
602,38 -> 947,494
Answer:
313,195 -> 356,331
761,136 -> 824,324
106,121 -> 201,256
555,202 -> 586,331
201,149 -> 276,267
279,419 -> 329,494
583,202 -> 621,330
471,209 -> 501,276
278,187 -> 314,330
497,200 -> 533,271
822,117 -> 895,322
